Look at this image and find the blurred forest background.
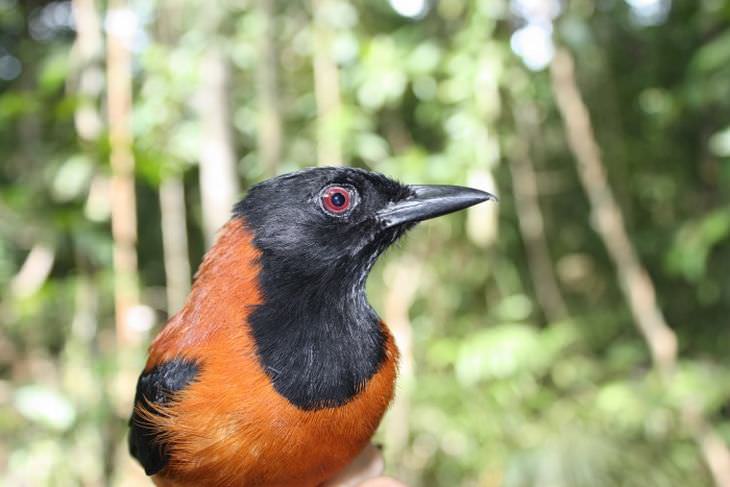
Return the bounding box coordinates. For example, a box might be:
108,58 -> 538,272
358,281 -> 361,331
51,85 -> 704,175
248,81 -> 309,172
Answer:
2,0 -> 730,485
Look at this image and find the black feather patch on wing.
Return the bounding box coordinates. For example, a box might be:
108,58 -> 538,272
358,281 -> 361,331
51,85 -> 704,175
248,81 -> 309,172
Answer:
128,359 -> 199,475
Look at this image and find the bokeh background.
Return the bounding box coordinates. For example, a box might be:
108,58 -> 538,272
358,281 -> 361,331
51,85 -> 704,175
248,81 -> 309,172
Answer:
2,0 -> 730,485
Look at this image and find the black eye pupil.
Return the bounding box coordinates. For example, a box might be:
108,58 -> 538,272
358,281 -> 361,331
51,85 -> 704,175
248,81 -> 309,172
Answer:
331,192 -> 346,207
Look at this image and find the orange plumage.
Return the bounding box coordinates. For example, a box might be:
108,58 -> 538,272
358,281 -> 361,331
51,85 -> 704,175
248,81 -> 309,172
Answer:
138,220 -> 397,486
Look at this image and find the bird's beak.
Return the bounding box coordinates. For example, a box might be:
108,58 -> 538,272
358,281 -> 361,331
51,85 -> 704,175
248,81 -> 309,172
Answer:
376,184 -> 497,229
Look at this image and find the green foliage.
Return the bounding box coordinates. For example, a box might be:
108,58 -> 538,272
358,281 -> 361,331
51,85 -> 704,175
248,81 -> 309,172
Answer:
2,0 -> 730,486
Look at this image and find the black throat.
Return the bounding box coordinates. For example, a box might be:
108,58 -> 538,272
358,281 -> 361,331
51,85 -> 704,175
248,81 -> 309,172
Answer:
245,231 -> 388,411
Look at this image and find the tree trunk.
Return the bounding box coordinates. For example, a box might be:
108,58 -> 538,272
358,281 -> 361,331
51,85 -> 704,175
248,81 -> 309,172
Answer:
551,47 -> 730,487
382,257 -> 422,462
311,0 -> 343,166
106,0 -> 139,344
156,0 -> 191,315
257,0 -> 282,177
198,47 -> 240,245
159,177 -> 192,314
71,0 -> 103,141
508,101 -> 567,322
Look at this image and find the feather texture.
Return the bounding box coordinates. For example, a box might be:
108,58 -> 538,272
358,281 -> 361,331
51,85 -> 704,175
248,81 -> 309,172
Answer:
130,219 -> 398,486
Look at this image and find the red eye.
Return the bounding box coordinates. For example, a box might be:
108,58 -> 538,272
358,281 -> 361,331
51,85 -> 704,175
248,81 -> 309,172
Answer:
321,185 -> 353,215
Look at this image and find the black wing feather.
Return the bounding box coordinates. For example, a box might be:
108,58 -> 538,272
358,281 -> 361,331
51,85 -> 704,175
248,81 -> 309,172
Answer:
128,359 -> 199,475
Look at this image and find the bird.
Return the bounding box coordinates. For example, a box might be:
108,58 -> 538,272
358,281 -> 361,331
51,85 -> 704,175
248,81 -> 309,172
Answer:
128,167 -> 495,487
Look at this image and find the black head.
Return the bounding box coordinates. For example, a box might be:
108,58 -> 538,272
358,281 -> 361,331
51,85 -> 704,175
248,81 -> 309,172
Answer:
234,167 -> 495,410
235,167 -> 494,285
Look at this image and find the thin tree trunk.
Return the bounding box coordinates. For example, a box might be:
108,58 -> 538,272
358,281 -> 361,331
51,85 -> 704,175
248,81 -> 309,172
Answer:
64,273 -> 105,485
71,4 -> 115,484
198,47 -> 240,245
71,0 -> 103,141
550,49 -> 676,370
465,49 -> 500,249
159,177 -> 192,313
106,0 -> 139,344
311,0 -> 343,166
550,47 -> 730,487
257,0 -> 282,177
508,102 -> 567,322
382,257 -> 422,463
156,0 -> 191,315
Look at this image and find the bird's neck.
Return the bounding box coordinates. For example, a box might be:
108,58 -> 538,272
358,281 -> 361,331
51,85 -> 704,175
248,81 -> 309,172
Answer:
247,248 -> 388,411
186,218 -> 388,411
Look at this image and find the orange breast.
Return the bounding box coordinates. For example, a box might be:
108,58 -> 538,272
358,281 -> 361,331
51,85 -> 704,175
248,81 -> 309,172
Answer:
138,220 -> 399,487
